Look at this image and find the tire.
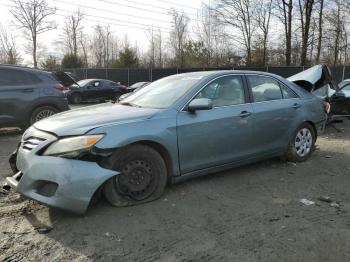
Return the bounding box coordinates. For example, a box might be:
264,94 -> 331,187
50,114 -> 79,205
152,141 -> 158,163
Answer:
70,93 -> 82,104
286,123 -> 316,162
103,144 -> 167,207
114,92 -> 122,101
30,106 -> 58,124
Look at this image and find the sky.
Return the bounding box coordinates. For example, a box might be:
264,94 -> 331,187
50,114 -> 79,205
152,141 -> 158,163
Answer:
0,0 -> 205,65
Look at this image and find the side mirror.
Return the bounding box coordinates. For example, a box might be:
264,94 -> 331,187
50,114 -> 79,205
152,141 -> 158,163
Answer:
188,98 -> 213,112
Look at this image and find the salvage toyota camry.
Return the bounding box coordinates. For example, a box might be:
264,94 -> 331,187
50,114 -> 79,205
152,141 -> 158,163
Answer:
6,67 -> 329,214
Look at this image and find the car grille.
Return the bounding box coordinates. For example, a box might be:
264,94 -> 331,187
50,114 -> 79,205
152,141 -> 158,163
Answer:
21,136 -> 47,151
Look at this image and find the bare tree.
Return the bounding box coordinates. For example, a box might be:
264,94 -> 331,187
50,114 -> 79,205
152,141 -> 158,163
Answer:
256,0 -> 273,65
146,27 -> 163,68
62,10 -> 84,56
170,9 -> 190,68
0,25 -> 21,64
278,0 -> 293,65
147,27 -> 157,68
299,0 -> 315,66
78,31 -> 89,67
214,0 -> 257,66
315,0 -> 324,63
10,0 -> 56,67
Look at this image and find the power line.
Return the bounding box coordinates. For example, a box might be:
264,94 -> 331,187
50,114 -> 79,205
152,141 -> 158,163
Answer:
0,2 -> 171,33
55,12 -> 170,33
52,0 -> 172,24
98,0 -> 199,19
154,0 -> 200,10
56,6 -> 171,31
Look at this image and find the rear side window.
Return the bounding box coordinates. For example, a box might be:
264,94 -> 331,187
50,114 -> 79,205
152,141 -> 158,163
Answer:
280,84 -> 298,99
0,69 -> 41,86
247,75 -> 282,102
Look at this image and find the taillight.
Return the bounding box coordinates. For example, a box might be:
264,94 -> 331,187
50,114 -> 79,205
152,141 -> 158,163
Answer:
53,84 -> 65,91
323,101 -> 331,114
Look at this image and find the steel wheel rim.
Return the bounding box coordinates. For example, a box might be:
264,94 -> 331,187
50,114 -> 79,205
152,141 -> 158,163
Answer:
295,128 -> 312,157
116,160 -> 158,201
35,109 -> 55,122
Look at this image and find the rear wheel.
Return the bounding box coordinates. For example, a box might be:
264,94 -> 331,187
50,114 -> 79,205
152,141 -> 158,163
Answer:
286,123 -> 316,162
30,106 -> 58,124
103,144 -> 167,207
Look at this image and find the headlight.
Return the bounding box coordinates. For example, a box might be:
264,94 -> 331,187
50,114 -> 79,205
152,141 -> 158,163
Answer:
43,135 -> 104,157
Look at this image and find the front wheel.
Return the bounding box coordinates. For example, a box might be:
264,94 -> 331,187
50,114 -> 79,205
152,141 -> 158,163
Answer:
286,123 -> 316,162
70,93 -> 82,104
103,144 -> 167,207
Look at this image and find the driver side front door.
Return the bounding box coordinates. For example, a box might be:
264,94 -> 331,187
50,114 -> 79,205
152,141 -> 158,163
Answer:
177,75 -> 254,174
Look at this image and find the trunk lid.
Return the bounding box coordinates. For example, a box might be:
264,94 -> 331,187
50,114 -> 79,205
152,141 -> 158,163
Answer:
52,71 -> 79,88
287,64 -> 339,93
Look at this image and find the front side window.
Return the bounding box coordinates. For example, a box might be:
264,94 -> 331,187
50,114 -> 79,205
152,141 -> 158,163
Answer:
196,75 -> 245,107
247,75 -> 283,102
92,81 -> 101,87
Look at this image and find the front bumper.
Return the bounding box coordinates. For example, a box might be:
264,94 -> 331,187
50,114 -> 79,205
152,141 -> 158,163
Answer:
6,128 -> 119,214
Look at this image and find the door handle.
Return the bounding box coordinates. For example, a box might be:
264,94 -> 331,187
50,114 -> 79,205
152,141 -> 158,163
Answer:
21,88 -> 34,93
292,103 -> 301,109
239,111 -> 252,118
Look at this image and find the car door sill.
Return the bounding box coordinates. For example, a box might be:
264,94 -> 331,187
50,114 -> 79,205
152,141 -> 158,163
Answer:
173,151 -> 282,184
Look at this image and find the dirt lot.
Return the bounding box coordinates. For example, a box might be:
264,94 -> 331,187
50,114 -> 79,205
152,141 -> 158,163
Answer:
1,120 -> 350,262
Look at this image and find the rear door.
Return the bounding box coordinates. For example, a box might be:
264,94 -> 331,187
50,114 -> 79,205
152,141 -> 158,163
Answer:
246,74 -> 301,155
177,74 -> 254,174
0,68 -> 40,126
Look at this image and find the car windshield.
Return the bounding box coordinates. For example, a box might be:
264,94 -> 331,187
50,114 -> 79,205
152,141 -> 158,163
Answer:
76,79 -> 91,87
121,75 -> 203,109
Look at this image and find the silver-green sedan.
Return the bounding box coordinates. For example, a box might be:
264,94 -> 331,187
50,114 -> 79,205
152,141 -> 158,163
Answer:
6,66 -> 328,214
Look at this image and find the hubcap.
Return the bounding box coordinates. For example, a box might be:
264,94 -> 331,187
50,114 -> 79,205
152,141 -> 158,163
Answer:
116,160 -> 157,201
295,128 -> 312,157
35,110 -> 55,122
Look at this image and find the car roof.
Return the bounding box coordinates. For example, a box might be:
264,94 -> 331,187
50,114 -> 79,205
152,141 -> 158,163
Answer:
175,70 -> 283,81
0,64 -> 51,74
79,79 -> 114,82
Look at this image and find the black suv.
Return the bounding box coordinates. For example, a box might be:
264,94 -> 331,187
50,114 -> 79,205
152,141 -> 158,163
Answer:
0,65 -> 70,129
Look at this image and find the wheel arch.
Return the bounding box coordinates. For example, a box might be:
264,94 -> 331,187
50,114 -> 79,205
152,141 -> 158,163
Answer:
29,103 -> 59,122
303,120 -> 317,140
129,140 -> 173,183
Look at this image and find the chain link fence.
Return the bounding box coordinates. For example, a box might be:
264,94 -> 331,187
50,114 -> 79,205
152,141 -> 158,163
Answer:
64,66 -> 349,86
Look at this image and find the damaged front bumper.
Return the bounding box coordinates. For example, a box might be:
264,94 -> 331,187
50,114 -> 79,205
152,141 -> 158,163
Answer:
5,128 -> 119,214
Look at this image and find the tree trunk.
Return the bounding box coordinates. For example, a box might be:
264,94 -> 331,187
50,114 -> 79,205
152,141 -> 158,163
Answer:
283,0 -> 293,66
315,0 -> 323,63
263,33 -> 268,66
301,0 -> 314,66
33,34 -> 37,68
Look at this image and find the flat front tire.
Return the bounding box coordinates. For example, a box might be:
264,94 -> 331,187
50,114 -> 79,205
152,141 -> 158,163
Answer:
286,123 -> 316,162
103,144 -> 167,207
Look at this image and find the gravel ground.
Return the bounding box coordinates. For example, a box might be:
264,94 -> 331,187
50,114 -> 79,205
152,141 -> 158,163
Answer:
0,120 -> 350,262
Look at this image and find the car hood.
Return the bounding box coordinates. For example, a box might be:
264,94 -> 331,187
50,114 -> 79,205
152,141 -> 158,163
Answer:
288,64 -> 339,92
34,103 -> 159,136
